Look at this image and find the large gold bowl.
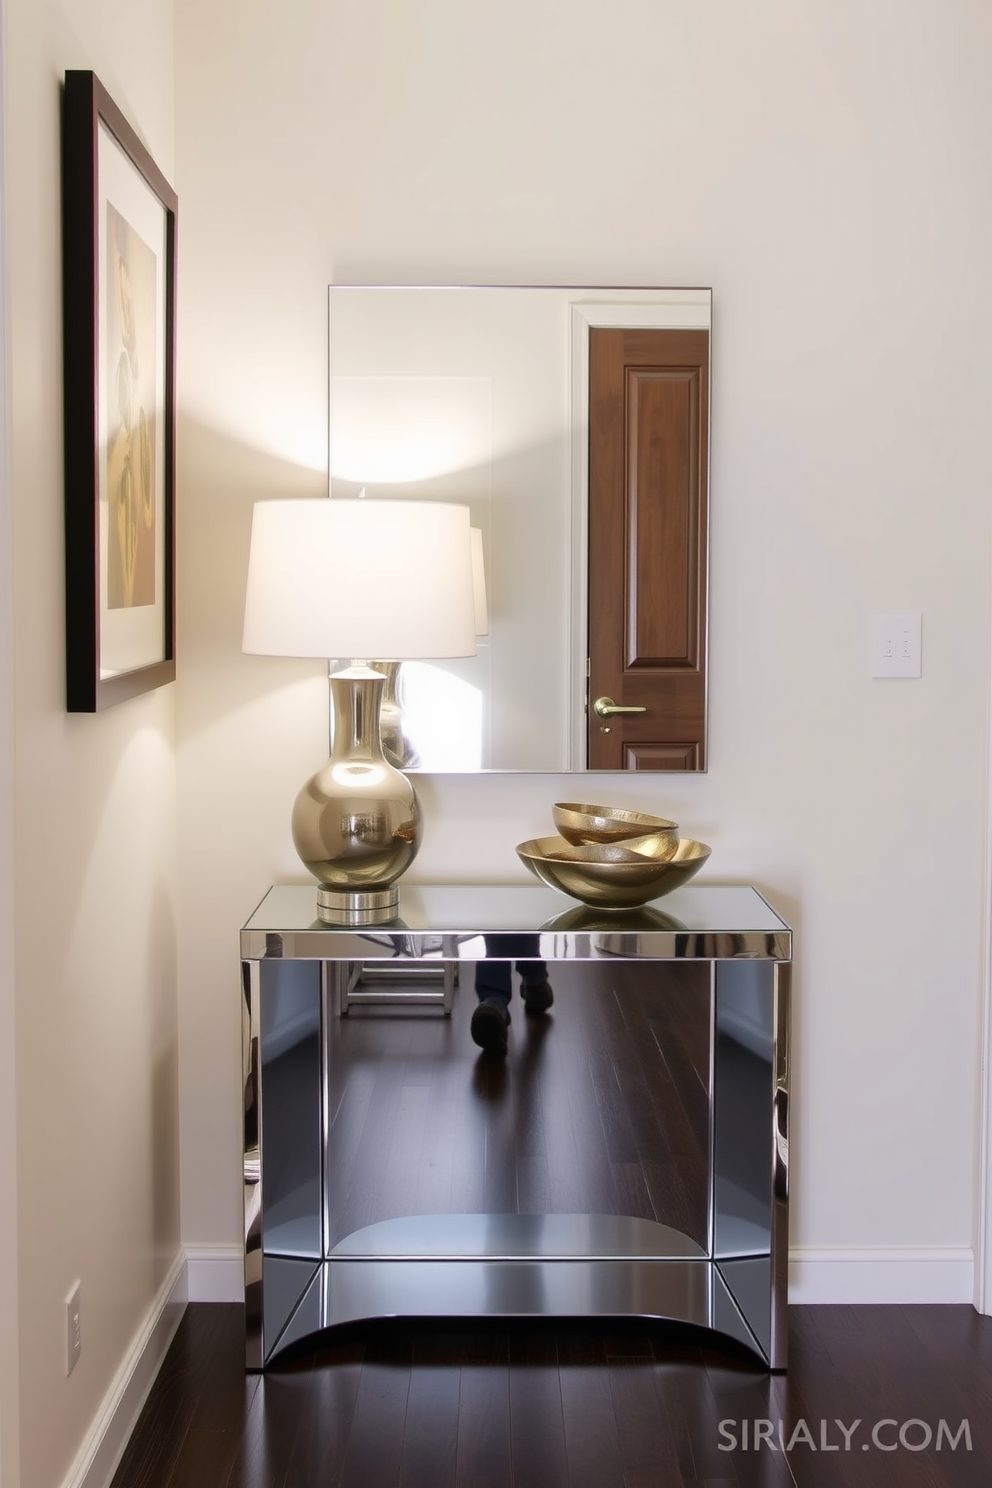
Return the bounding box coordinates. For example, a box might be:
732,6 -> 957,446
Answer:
516,834 -> 711,909
553,801 -> 679,848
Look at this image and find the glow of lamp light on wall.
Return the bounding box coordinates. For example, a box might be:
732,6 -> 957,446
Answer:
376,529 -> 488,772
329,375 -> 491,484
399,664 -> 484,772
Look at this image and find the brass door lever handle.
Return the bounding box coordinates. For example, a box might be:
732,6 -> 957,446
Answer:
592,696 -> 648,719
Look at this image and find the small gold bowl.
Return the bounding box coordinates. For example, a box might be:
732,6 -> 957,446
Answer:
516,835 -> 711,909
553,801 -> 679,848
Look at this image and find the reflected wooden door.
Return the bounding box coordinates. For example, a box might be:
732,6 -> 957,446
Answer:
587,327 -> 709,770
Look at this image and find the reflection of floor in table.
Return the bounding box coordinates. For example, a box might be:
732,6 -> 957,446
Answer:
324,960 -> 710,1252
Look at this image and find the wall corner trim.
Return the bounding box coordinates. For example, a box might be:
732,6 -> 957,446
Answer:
184,1244 -> 245,1304
789,1246 -> 975,1306
58,1249 -> 188,1488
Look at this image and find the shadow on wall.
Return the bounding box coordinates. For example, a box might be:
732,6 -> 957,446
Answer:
175,414 -> 332,749
174,415 -> 330,881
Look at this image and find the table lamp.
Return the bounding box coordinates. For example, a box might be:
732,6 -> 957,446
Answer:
243,497 -> 476,924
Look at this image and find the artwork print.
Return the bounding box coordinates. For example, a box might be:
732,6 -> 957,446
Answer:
105,204 -> 157,609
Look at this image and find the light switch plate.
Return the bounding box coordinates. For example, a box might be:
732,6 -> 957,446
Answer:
66,1280 -> 81,1376
871,613 -> 922,678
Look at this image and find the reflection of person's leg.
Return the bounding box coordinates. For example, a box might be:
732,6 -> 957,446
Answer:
471,958 -> 512,1055
507,934 -> 553,1015
475,958 -> 512,1009
471,936 -> 553,1053
516,959 -> 554,1016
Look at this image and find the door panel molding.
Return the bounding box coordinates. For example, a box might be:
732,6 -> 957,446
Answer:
626,743 -> 700,772
627,365 -> 701,670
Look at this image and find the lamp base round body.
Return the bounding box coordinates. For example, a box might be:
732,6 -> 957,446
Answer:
291,667 -> 422,919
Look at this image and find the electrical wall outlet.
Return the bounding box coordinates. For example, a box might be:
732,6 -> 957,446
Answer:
65,1281 -> 81,1376
871,613 -> 922,678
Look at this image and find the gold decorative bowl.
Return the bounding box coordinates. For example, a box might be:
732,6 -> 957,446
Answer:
516,834 -> 711,909
553,801 -> 679,848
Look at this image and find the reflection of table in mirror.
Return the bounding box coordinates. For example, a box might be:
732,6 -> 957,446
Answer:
241,883 -> 791,1371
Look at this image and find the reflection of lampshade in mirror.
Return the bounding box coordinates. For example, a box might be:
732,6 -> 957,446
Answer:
471,527 -> 489,637
243,497 -> 476,924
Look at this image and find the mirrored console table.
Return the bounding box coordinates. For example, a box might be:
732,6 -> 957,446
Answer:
241,883 -> 791,1370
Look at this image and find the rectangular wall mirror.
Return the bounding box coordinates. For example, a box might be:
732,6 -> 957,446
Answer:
328,285 -> 711,772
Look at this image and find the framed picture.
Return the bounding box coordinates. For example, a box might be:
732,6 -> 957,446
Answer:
62,71 -> 177,710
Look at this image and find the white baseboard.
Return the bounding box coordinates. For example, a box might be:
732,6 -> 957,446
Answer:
60,1249 -> 188,1488
184,1245 -> 244,1303
789,1246 -> 975,1305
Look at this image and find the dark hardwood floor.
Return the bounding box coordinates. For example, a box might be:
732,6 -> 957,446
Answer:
113,1303 -> 992,1488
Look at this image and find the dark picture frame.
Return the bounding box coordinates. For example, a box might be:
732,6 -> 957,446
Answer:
62,70 -> 177,711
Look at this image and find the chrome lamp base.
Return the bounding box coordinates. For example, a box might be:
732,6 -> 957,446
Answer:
316,885 -> 401,926
293,667 -> 422,923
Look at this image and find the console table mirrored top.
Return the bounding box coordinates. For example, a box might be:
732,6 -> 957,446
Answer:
241,883 -> 792,1371
241,882 -> 791,962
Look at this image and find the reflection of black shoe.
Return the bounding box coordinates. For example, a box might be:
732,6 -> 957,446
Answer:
471,998 -> 510,1055
522,980 -> 554,1016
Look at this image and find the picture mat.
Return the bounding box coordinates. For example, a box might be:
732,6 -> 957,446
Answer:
97,119 -> 168,677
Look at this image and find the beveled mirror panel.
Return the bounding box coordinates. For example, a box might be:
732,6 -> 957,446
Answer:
328,286 -> 711,771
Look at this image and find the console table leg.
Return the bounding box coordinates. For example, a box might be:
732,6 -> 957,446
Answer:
244,958 -> 325,1367
770,959 -> 791,1369
242,959 -> 263,1370
713,958 -> 791,1368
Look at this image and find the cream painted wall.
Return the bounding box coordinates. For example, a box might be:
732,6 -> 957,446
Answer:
5,1 -> 179,1485
174,0 -> 992,1286
0,7 -> 22,1484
